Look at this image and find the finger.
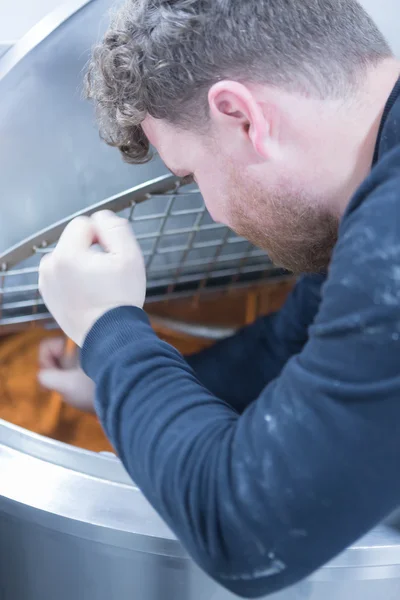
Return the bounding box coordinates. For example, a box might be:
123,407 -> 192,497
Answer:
38,368 -> 85,400
38,252 -> 53,286
38,368 -> 75,395
54,216 -> 96,256
38,369 -> 95,413
38,252 -> 54,284
91,210 -> 140,255
39,252 -> 52,265
38,337 -> 66,369
60,338 -> 78,370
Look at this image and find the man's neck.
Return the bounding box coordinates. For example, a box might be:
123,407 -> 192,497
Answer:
336,58 -> 400,215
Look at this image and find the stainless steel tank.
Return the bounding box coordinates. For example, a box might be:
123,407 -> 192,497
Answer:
0,421 -> 400,600
0,1 -> 399,599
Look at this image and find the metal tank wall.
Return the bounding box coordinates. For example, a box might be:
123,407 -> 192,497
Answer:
0,0 -> 169,254
0,0 -> 66,56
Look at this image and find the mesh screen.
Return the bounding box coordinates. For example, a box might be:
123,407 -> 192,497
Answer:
0,179 -> 285,328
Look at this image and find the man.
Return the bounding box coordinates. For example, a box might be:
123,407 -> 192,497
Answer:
38,0 -> 400,597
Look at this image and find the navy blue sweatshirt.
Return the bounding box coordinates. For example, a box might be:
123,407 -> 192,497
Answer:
81,79 -> 400,598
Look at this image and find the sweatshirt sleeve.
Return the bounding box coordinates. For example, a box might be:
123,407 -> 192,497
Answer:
81,167 -> 400,598
185,274 -> 324,413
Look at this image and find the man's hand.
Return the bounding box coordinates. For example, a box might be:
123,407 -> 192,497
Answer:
39,211 -> 146,347
38,337 -> 95,412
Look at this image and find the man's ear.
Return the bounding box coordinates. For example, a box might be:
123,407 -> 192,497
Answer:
208,80 -> 272,158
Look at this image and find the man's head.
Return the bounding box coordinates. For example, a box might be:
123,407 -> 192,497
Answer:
86,0 -> 394,273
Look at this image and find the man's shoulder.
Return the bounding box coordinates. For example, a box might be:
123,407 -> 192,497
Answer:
321,146 -> 400,325
375,84 -> 400,162
342,141 -> 400,231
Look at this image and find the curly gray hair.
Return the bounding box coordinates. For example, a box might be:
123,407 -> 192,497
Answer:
85,0 -> 392,164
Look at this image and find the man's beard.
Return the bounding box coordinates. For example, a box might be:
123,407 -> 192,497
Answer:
227,171 -> 339,274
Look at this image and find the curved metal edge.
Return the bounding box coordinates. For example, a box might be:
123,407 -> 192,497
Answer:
1,419 -> 400,568
0,43 -> 12,59
312,526 -> 400,576
0,174 -> 179,270
0,442 -> 184,556
0,418 -> 126,481
149,316 -> 236,340
0,419 -> 184,554
0,0 -> 95,81
1,497 -> 186,559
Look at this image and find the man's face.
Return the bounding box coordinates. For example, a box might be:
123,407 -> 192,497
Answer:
143,107 -> 340,274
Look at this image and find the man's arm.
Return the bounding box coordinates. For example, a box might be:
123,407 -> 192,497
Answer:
186,274 -> 325,413
81,169 -> 400,598
37,150 -> 400,598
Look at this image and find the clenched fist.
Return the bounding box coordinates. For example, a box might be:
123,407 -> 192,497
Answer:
38,337 -> 95,413
39,211 -> 146,347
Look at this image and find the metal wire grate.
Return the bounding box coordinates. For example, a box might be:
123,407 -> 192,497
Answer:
0,175 -> 285,330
